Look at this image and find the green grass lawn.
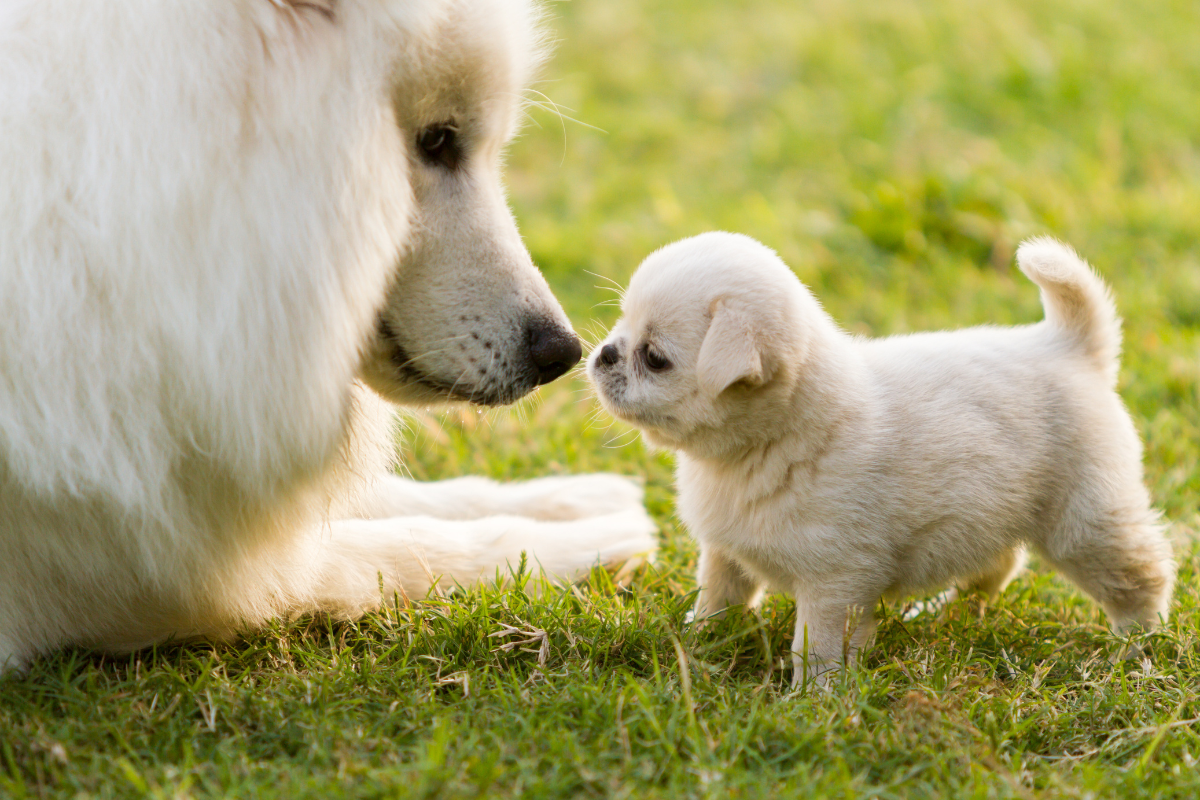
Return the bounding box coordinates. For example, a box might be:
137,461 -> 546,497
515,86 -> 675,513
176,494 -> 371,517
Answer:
5,0 -> 1200,796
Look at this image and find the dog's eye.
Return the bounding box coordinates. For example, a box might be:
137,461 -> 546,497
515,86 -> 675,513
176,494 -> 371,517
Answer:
643,346 -> 671,372
417,124 -> 461,170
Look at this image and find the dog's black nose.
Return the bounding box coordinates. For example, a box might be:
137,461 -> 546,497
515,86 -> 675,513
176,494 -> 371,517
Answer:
528,322 -> 582,385
598,343 -> 620,366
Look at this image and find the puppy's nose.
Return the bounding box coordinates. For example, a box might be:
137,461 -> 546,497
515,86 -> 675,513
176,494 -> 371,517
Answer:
598,343 -> 620,366
528,321 -> 582,385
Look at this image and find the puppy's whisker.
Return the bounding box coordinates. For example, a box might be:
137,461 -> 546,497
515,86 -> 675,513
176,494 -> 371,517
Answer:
578,324 -> 600,342
585,416 -> 614,434
584,270 -> 626,298
583,412 -> 611,433
603,429 -> 641,449
577,327 -> 606,352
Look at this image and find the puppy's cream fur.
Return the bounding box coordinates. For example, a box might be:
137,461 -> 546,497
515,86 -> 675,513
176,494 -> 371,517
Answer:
590,232 -> 1173,684
0,0 -> 655,674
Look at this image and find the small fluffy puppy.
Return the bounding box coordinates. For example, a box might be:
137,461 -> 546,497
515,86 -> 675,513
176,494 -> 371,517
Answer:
590,232 -> 1174,685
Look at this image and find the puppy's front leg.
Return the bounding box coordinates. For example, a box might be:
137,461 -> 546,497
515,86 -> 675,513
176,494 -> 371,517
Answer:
0,634 -> 29,677
349,473 -> 646,522
791,593 -> 878,689
691,547 -> 764,623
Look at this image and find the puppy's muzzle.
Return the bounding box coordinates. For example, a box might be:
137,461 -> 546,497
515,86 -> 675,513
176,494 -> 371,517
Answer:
528,320 -> 582,384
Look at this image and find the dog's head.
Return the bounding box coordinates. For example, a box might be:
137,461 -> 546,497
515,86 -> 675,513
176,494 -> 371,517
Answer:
588,232 -> 821,456
359,0 -> 581,407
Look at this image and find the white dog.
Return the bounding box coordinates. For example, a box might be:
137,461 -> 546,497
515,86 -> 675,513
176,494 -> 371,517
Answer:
589,232 -> 1173,685
0,0 -> 656,674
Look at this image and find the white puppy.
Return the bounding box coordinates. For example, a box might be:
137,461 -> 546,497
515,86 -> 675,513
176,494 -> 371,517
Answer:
590,231 -> 1173,685
0,0 -> 654,674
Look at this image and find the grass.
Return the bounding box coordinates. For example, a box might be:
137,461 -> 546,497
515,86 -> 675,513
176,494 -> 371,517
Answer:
4,0 -> 1200,796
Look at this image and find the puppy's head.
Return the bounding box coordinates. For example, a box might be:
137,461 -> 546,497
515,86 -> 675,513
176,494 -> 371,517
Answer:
589,233 -> 819,456
361,0 -> 581,407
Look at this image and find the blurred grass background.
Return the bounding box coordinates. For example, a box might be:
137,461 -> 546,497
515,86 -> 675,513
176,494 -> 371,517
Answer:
4,0 -> 1200,796
427,0 -> 1200,522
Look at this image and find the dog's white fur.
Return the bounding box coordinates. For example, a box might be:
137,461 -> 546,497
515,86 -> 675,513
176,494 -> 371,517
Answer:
0,0 -> 655,674
590,231 -> 1173,685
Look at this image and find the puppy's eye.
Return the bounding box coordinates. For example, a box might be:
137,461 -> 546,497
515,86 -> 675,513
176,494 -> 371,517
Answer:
418,124 -> 461,170
643,346 -> 671,372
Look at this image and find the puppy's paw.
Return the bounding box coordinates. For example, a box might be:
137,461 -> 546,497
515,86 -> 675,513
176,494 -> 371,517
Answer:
0,637 -> 30,678
791,655 -> 841,693
900,588 -> 957,621
685,605 -> 730,630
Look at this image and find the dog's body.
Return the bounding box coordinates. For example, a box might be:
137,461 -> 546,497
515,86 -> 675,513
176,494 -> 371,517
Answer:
590,232 -> 1172,685
0,0 -> 654,674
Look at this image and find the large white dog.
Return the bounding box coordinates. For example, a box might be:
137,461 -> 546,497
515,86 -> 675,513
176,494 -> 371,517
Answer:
0,0 -> 655,673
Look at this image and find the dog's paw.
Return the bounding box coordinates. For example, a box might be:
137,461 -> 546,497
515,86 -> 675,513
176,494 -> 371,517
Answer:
587,505 -> 658,564
509,473 -> 646,521
532,506 -> 658,585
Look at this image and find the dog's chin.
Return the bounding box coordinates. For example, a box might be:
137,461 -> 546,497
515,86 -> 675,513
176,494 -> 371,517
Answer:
363,363 -> 534,407
361,341 -> 536,408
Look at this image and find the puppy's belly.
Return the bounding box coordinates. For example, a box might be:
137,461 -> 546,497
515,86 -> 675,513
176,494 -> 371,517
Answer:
693,498 -> 1027,601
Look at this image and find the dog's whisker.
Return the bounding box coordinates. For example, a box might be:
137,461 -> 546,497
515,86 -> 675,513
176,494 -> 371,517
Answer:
521,90 -> 608,134
387,338 -> 472,372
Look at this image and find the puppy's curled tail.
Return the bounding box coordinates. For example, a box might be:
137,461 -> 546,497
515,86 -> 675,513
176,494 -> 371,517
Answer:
1017,237 -> 1121,385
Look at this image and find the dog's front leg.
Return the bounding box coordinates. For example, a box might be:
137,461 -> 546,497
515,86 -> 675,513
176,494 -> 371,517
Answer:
299,508 -> 658,616
349,473 -> 647,522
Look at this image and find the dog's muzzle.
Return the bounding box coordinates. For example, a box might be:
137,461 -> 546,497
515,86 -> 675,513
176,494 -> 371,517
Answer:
528,320 -> 582,384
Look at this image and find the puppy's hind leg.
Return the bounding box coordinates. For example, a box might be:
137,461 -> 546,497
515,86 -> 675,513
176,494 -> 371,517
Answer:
1038,506 -> 1174,636
906,547 -> 1028,623
959,546 -> 1027,599
905,548 -> 1027,621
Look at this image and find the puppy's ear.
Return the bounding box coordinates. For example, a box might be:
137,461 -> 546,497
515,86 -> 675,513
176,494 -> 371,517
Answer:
697,300 -> 764,396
